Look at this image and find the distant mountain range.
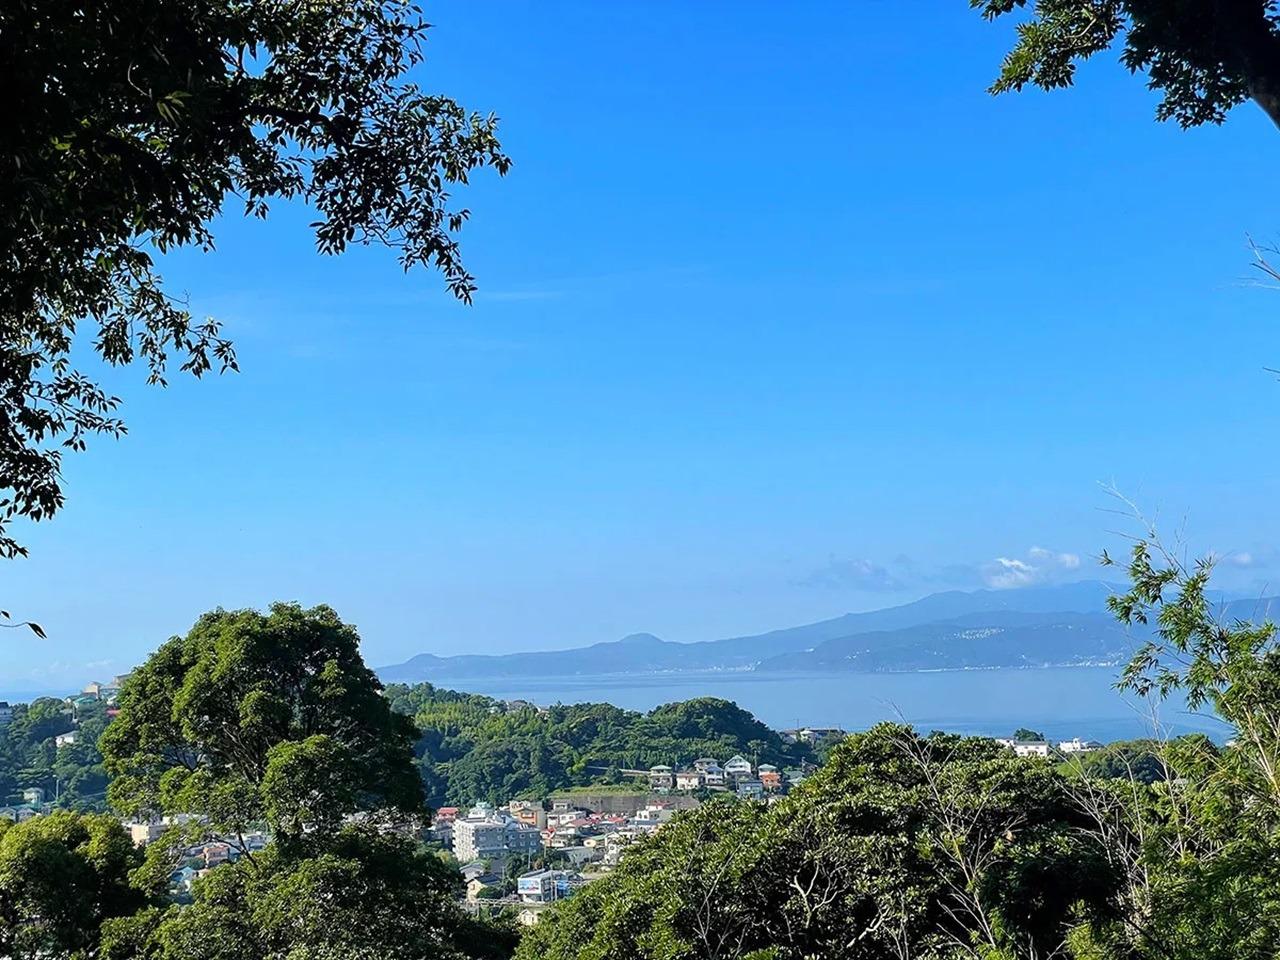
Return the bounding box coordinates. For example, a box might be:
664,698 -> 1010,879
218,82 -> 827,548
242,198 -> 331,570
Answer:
377,581 -> 1280,683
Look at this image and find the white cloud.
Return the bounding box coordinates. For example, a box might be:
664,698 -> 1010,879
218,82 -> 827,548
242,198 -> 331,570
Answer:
983,547 -> 1083,590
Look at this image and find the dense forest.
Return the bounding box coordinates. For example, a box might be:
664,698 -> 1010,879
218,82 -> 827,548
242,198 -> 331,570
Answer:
0,699 -> 109,810
384,684 -> 819,806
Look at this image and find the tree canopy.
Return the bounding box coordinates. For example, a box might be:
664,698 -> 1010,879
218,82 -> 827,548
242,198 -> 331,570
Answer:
0,0 -> 509,559
101,602 -> 425,847
972,1 -> 1280,129
0,811 -> 145,960
519,724 -> 1118,960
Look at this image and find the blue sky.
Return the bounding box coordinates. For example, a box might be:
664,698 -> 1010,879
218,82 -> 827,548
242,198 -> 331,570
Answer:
5,1 -> 1280,690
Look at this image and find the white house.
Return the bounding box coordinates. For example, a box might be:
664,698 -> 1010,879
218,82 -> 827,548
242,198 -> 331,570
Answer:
1012,741 -> 1052,759
674,770 -> 704,791
54,731 -> 77,748
648,765 -> 674,790
724,755 -> 753,777
1058,738 -> 1103,755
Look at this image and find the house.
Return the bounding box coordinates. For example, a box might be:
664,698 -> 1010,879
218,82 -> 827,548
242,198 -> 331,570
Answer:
783,767 -> 810,787
674,770 -> 704,791
466,874 -> 504,901
692,758 -> 720,772
21,787 -> 44,806
82,681 -> 104,699
1058,737 -> 1103,755
54,731 -> 77,748
127,821 -> 166,846
632,804 -> 677,826
0,702 -> 12,727
460,861 -> 489,883
724,755 -> 753,778
757,764 -> 782,791
198,842 -> 233,868
508,800 -> 547,829
1008,742 -> 1049,757
648,765 -> 674,790
735,778 -> 765,800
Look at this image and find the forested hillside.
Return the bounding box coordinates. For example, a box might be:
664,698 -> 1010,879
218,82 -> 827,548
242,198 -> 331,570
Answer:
385,684 -> 817,806
0,699 -> 108,809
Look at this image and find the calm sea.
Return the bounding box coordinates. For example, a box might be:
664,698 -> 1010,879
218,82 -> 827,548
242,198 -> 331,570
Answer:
448,667 -> 1225,742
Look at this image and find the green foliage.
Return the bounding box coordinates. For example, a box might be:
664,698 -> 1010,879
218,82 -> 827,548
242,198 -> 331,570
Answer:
0,699 -> 109,810
102,827 -> 515,960
518,724 -> 1117,960
1012,727 -> 1046,741
385,685 -> 815,805
101,603 -> 424,845
0,0 -> 509,558
1057,737 -> 1169,784
0,810 -> 146,960
972,1 -> 1280,128
1080,540 -> 1280,959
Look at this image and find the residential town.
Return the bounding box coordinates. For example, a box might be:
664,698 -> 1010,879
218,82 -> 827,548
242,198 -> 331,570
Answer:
0,681 -> 1111,928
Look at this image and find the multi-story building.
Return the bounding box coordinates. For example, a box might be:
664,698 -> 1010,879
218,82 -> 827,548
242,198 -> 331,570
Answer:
453,814 -> 543,862
0,702 -> 12,727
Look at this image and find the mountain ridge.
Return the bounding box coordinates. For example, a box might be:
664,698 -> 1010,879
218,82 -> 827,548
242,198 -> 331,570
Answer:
377,582 -> 1280,683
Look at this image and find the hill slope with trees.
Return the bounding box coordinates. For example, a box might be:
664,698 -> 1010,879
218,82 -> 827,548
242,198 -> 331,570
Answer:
385,684 -> 818,806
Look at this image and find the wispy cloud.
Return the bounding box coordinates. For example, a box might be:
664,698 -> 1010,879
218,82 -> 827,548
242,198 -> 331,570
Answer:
794,545 -> 1088,594
982,546 -> 1082,590
793,556 -> 906,592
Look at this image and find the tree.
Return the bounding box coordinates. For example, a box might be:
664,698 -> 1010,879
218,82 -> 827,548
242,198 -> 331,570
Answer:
971,1 -> 1280,130
0,0 -> 510,559
1086,539 -> 1280,959
0,810 -> 147,960
102,827 -> 518,960
100,602 -> 425,851
520,725 -> 1118,960
97,601 -> 518,960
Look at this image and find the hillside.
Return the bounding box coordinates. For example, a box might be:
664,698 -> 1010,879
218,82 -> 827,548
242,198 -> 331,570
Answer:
384,683 -> 816,806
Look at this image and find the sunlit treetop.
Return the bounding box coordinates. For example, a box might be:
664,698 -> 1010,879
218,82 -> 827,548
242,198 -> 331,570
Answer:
973,0 -> 1280,129
0,0 -> 510,559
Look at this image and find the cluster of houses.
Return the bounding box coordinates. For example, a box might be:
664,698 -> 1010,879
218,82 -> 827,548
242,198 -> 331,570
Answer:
996,736 -> 1104,758
165,832 -> 271,894
435,795 -> 703,923
647,753 -> 809,798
